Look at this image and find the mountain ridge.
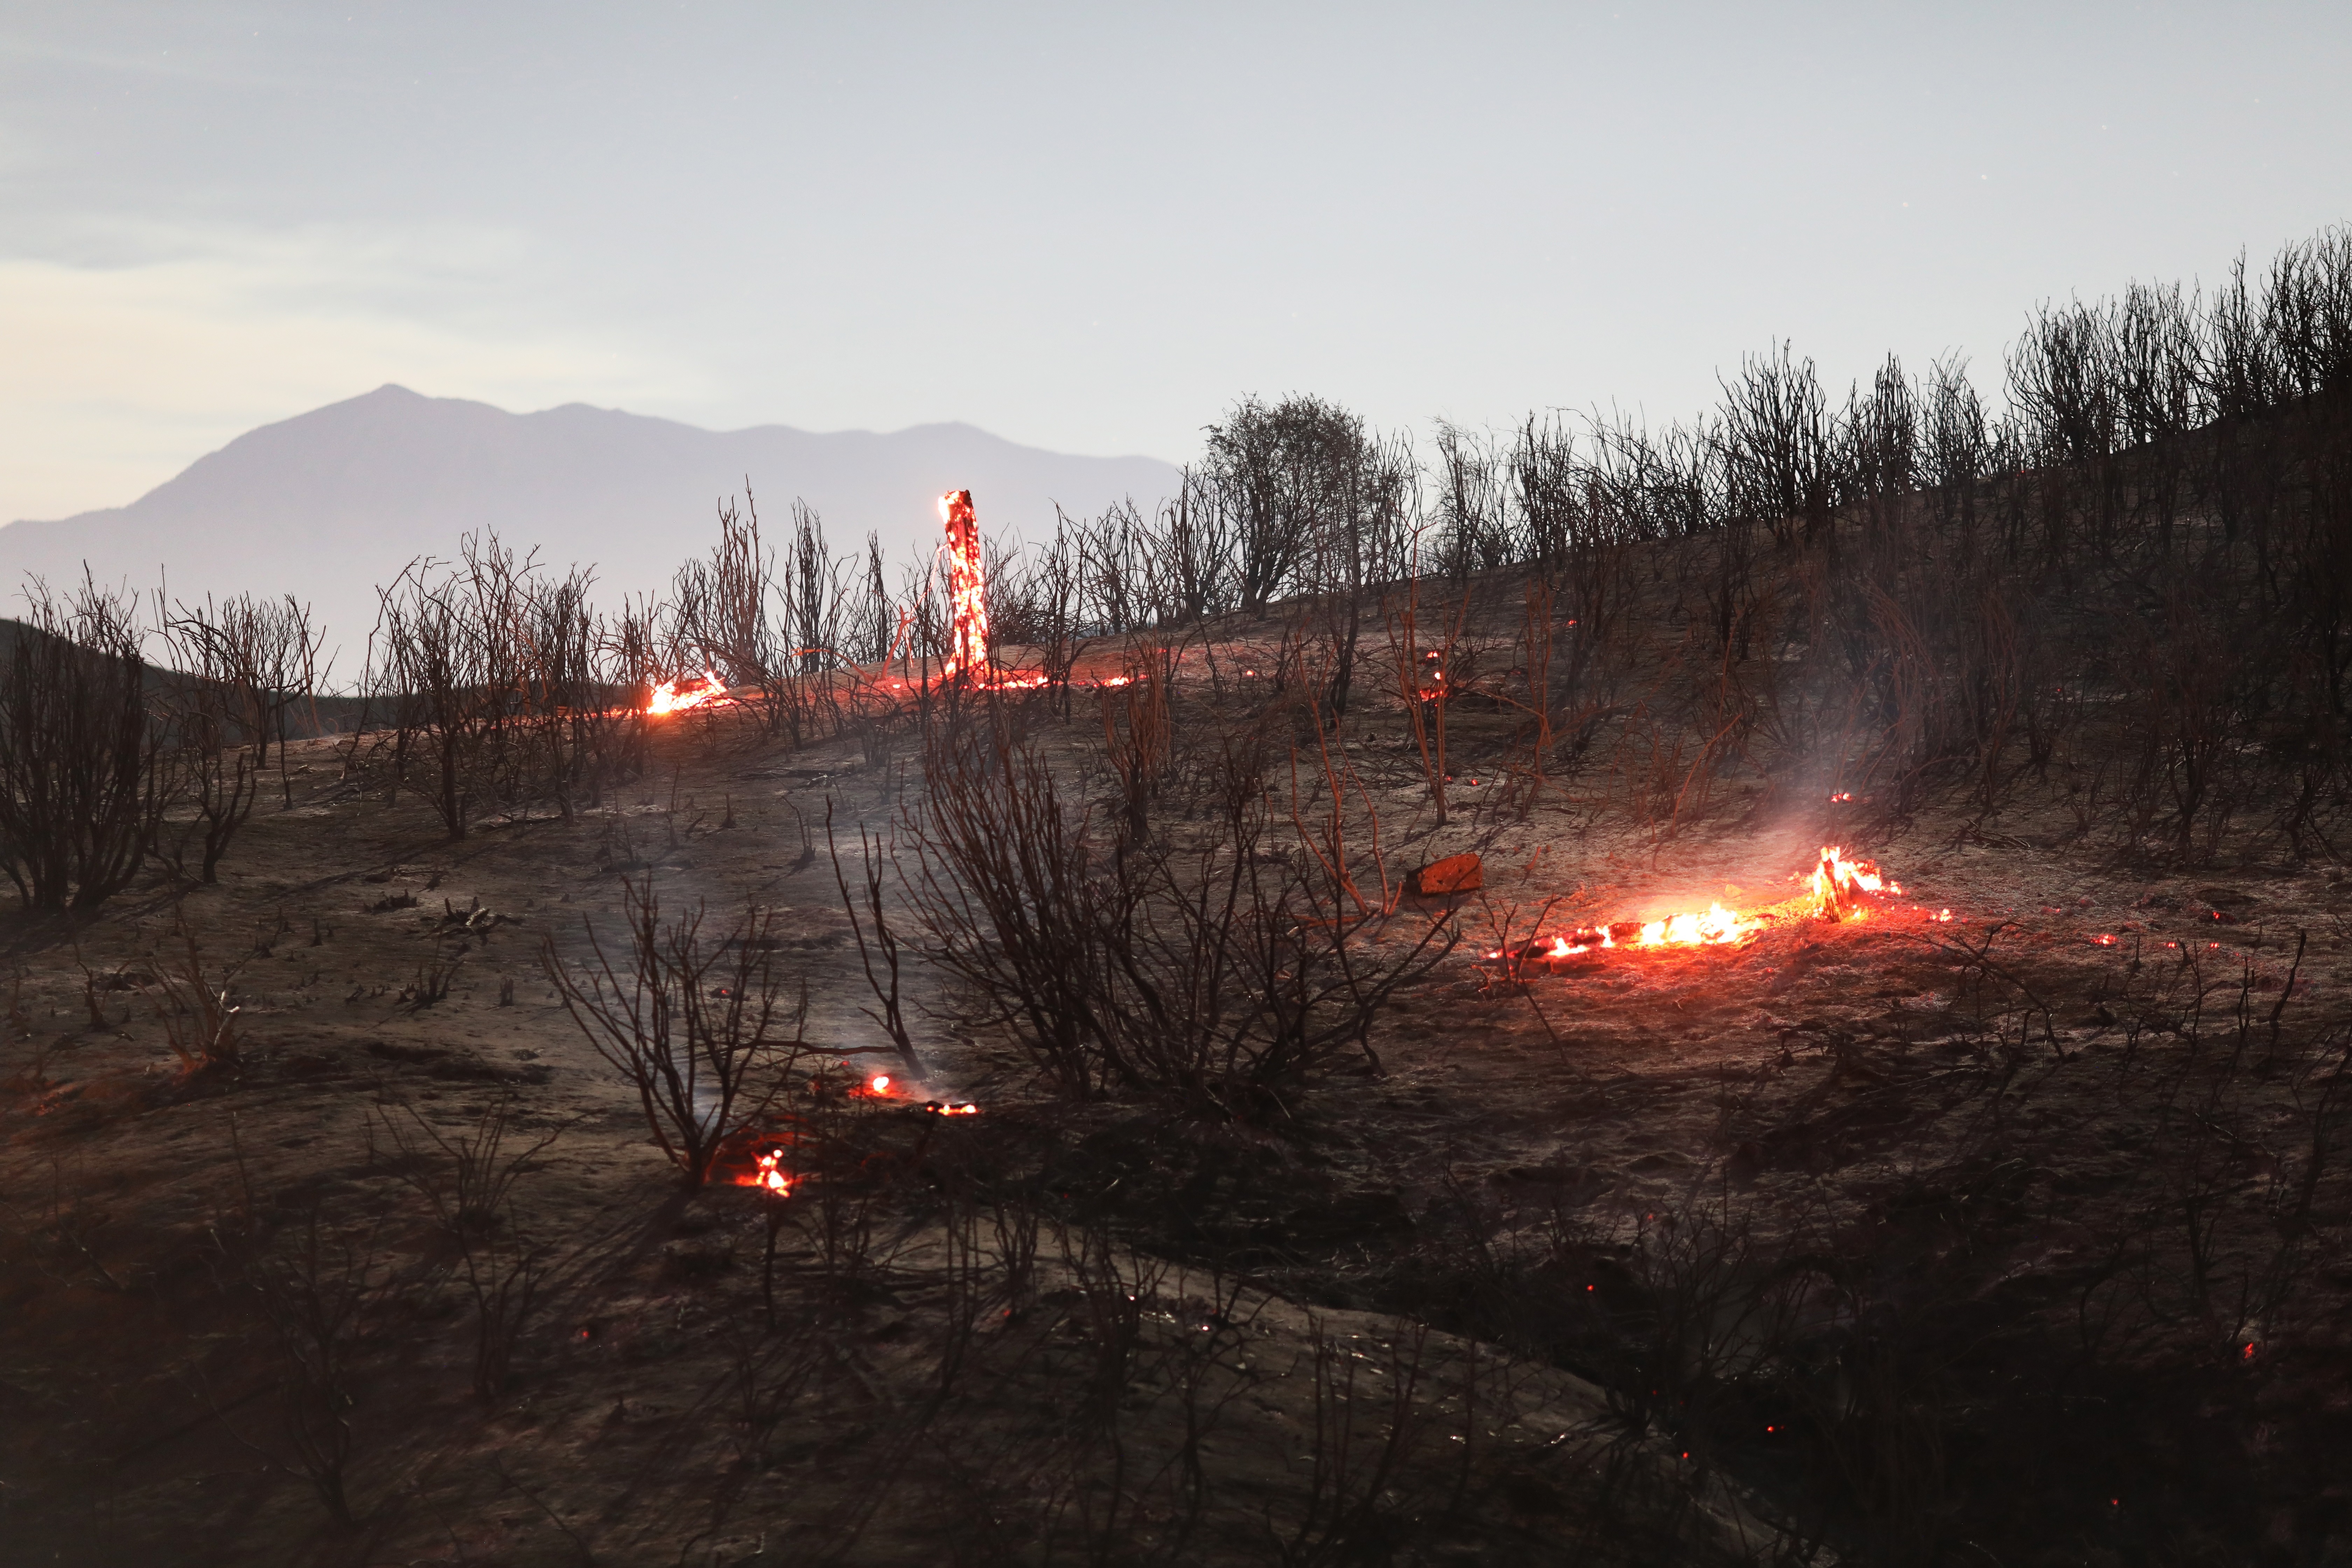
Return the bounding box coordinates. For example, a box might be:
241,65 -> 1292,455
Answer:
0,385 -> 1183,657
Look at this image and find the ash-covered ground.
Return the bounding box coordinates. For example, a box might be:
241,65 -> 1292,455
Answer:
5,628 -> 2348,1566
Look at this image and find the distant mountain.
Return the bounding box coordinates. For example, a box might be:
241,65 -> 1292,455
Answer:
0,385 -> 1183,665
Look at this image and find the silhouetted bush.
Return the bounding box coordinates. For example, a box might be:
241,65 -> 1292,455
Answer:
0,579 -> 162,913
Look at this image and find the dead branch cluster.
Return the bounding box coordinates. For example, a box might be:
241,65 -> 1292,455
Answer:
883,705 -> 1456,1118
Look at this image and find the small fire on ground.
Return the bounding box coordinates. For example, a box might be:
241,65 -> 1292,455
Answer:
727,1078 -> 981,1194
747,1147 -> 791,1195
1488,847 -> 1953,970
862,1070 -> 978,1115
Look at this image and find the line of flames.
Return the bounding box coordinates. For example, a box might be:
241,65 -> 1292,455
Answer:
642,660 -> 1139,716
1492,847 -> 1938,965
647,670 -> 729,716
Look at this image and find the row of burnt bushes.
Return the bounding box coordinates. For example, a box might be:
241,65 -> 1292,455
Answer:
8,224 -> 2347,914
0,499 -> 897,912
0,580 -> 327,912
1615,369 -> 2352,859
1469,366 -> 2352,863
965,370 -> 2352,870
351,503 -> 892,841
961,226 -> 2352,859
971,227 -> 2350,622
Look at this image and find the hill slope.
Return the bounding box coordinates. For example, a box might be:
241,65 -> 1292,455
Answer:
0,385 -> 1181,662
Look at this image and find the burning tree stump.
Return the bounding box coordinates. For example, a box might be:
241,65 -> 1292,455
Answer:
939,489 -> 989,679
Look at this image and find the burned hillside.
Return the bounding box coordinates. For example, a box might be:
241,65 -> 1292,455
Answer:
4,229 -> 2352,1567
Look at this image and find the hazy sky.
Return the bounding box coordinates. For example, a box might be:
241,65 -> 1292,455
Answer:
3,1 -> 2346,524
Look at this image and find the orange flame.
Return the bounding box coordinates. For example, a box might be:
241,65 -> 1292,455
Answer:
745,1148 -> 791,1195
1487,846 -> 1913,970
648,670 -> 727,716
1541,926 -> 1615,958
938,490 -> 989,680
1636,902 -> 1753,947
1809,846 -> 1897,918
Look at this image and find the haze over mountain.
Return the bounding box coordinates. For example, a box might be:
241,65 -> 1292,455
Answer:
0,385 -> 1183,667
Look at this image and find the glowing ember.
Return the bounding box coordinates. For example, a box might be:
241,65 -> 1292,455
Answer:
869,1073 -> 892,1095
923,1100 -> 981,1116
939,489 -> 989,679
747,1148 -> 791,1195
648,670 -> 727,716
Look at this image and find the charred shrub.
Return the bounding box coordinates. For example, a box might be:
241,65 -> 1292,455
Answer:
0,579 -> 163,913
542,875 -> 808,1187
901,715 -> 1456,1116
